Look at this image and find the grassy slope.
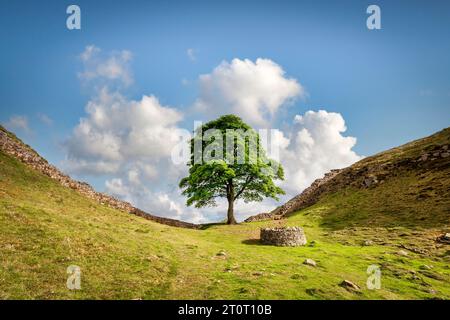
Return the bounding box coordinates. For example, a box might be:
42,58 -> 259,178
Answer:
1,131 -> 449,299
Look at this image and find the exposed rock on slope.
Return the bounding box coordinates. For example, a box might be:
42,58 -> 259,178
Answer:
0,126 -> 200,229
245,169 -> 341,222
246,127 -> 450,222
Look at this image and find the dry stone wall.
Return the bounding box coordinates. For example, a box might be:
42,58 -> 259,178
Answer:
260,227 -> 307,246
0,126 -> 200,229
245,169 -> 342,222
246,136 -> 450,223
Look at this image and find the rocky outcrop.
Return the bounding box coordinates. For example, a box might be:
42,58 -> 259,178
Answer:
0,126 -> 200,229
245,169 -> 342,222
303,258 -> 317,267
417,145 -> 449,162
272,169 -> 342,217
339,280 -> 360,292
246,128 -> 450,223
260,227 -> 307,246
436,233 -> 450,244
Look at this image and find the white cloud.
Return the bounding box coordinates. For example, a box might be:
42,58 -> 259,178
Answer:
138,162 -> 159,180
78,45 -> 133,87
3,115 -> 31,133
127,168 -> 141,186
187,48 -> 196,61
108,107 -> 364,223
63,158 -> 120,176
37,113 -> 53,126
194,58 -> 304,127
65,88 -> 184,175
64,86 -> 201,221
65,48 -> 361,223
104,177 -> 208,223
105,178 -> 131,200
80,45 -> 100,62
277,110 -> 362,195
66,46 -> 207,223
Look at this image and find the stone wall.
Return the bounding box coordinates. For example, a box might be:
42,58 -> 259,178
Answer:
246,136 -> 450,223
260,227 -> 307,246
244,212 -> 281,222
0,126 -> 200,229
245,169 -> 342,222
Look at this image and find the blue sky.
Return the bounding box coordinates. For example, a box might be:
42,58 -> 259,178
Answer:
1,0 -> 449,222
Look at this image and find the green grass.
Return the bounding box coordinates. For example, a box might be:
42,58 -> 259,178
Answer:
1,143 -> 449,299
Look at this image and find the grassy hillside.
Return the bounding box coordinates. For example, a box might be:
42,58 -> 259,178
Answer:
307,128 -> 450,230
0,129 -> 449,299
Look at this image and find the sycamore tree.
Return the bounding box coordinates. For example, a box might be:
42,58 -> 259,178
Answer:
179,115 -> 285,224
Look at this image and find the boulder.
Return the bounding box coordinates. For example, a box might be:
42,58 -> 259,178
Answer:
339,280 -> 360,291
216,250 -> 227,257
303,258 -> 317,267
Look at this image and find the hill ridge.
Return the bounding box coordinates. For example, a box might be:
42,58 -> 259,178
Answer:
246,127 -> 450,222
0,125 -> 200,229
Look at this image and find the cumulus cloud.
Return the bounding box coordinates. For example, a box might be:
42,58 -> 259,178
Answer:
194,58 -> 304,127
65,88 -> 184,175
187,48 -> 196,61
105,177 -> 208,223
65,47 -> 361,223
105,178 -> 131,200
65,46 -> 205,222
62,158 -> 121,176
98,109 -> 362,222
276,110 -> 362,195
3,115 -> 31,134
78,45 -> 133,87
64,86 -> 199,220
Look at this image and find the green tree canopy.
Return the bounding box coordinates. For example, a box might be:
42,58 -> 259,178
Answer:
179,115 -> 285,224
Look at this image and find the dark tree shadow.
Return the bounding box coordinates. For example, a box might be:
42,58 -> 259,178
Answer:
199,222 -> 228,230
241,239 -> 262,245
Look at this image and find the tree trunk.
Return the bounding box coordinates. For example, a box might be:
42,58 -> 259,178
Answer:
226,180 -> 237,225
227,197 -> 237,224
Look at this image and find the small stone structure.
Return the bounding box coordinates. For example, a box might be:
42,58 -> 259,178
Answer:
260,227 -> 307,246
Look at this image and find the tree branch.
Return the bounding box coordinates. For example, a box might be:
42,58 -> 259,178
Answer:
235,176 -> 253,200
